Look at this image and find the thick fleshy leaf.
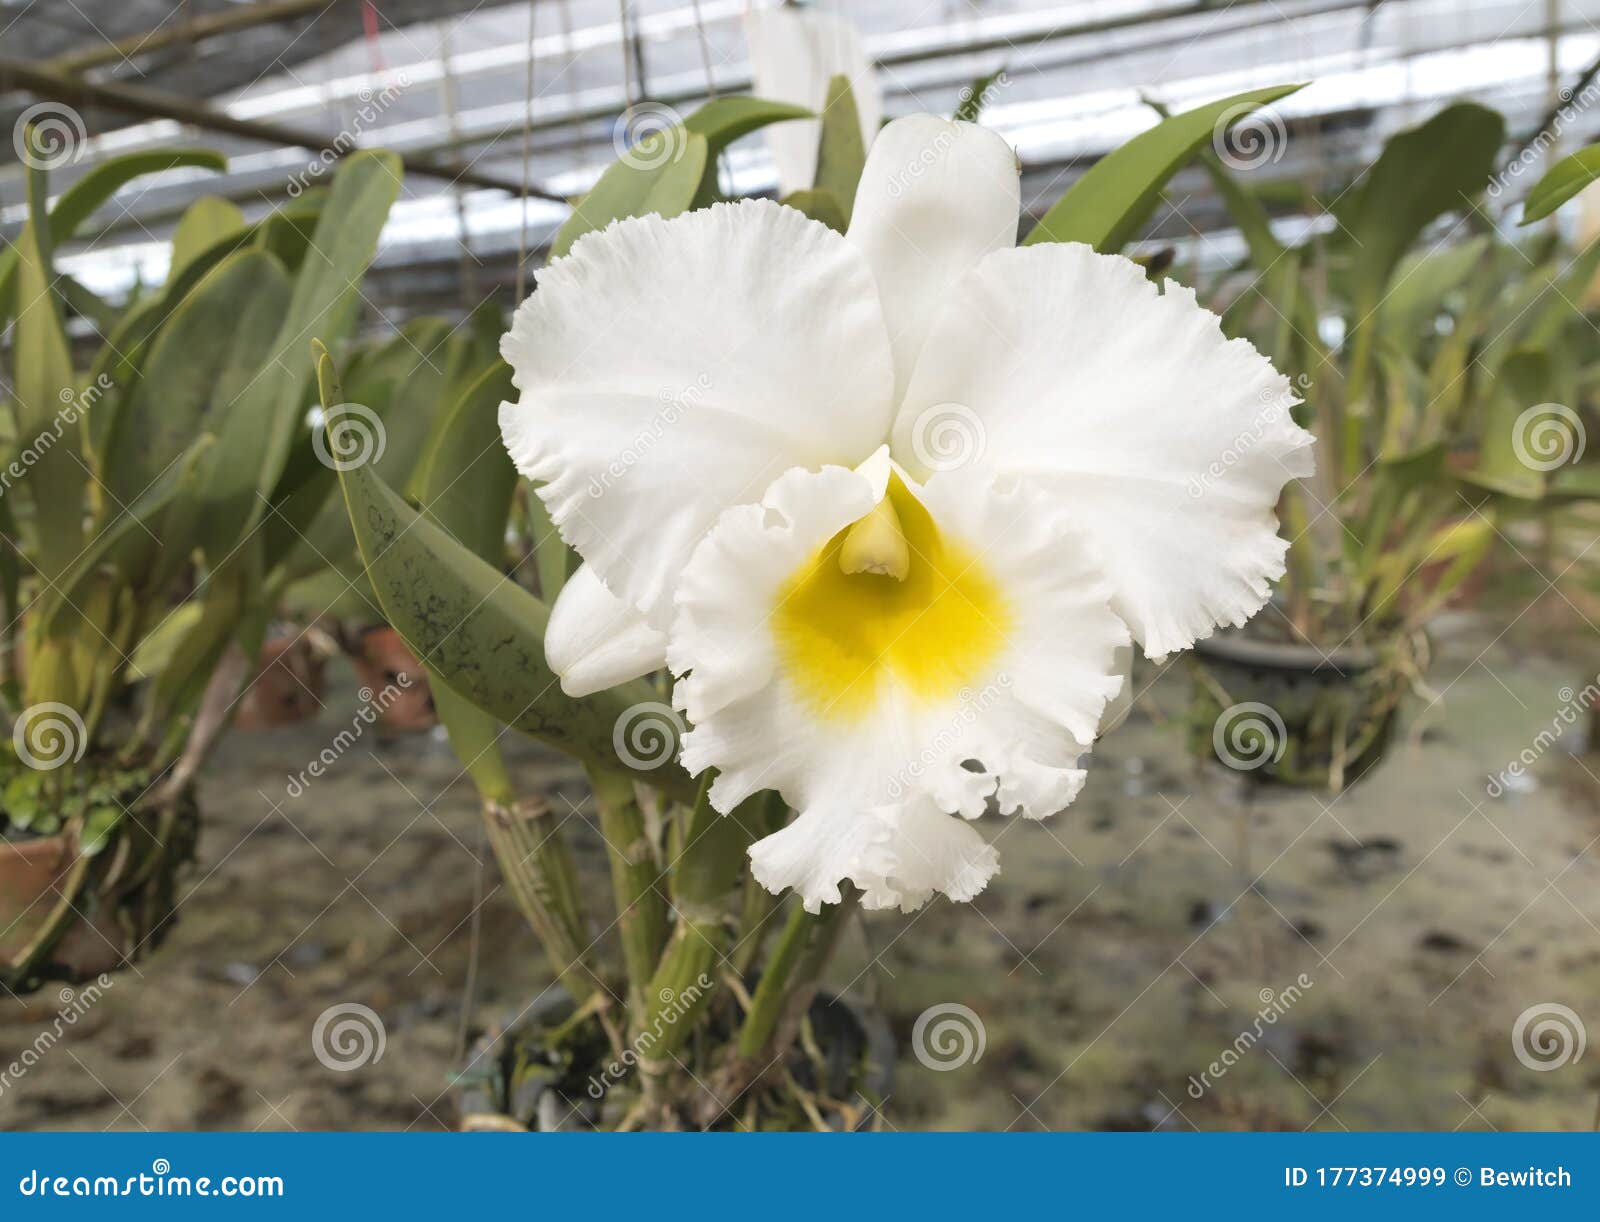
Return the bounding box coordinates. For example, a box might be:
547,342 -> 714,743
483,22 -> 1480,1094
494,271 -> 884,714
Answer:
195,150 -> 401,561
550,131 -> 709,259
814,74 -> 866,221
682,95 -> 813,147
1023,84 -> 1304,252
1520,145 -> 1600,224
101,248 -> 290,509
1339,104 -> 1504,315
780,188 -> 849,233
10,207 -> 83,582
337,447 -> 696,801
0,149 -> 226,320
169,196 -> 247,280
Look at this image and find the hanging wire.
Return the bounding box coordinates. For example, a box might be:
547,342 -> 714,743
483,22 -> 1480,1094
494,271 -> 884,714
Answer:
516,0 -> 539,304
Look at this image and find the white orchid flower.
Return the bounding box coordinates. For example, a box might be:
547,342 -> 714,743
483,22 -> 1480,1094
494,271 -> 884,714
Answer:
501,116 -> 1314,913
743,2 -> 882,196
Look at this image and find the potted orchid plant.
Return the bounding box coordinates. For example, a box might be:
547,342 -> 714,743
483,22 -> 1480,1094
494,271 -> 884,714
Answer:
329,79 -> 1310,1129
0,138 -> 401,991
1187,101 -> 1600,790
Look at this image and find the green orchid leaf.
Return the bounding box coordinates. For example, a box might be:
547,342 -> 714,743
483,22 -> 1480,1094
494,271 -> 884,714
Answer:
953,66 -> 1008,124
551,131 -> 709,259
1378,235 -> 1492,342
1023,83 -> 1304,252
86,191 -> 327,460
11,197 -> 85,582
0,148 -> 226,320
1340,104 -> 1505,315
683,95 -> 812,148
1520,145 -> 1600,224
779,188 -> 849,233
1460,350 -> 1556,500
814,74 -> 866,221
336,445 -> 695,800
269,319 -> 460,582
169,196 -> 247,281
101,247 -> 290,509
406,358 -> 520,805
195,150 -> 402,562
408,359 -> 518,559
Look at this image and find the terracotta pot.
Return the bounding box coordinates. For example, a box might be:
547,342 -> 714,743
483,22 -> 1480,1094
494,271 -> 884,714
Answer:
347,626 -> 436,734
235,635 -> 328,730
0,836 -> 122,982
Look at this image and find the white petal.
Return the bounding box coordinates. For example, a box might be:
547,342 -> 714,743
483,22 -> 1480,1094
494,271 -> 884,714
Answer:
744,4 -> 883,196
670,463 -> 1128,911
894,243 -> 1315,659
500,199 -> 895,626
848,116 -> 1021,399
545,563 -> 667,698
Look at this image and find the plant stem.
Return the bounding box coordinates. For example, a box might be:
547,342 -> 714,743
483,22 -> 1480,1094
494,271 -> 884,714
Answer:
482,796 -> 598,1003
736,902 -> 813,1056
586,766 -> 666,1020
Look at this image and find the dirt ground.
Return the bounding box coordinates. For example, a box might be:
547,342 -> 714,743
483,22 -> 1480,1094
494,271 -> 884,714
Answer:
4,603 -> 1599,1132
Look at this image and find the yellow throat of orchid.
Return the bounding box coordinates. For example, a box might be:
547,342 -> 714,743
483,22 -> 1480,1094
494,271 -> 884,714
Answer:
773,476 -> 1011,722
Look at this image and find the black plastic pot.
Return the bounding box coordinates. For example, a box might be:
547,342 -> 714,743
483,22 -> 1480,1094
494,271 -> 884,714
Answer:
454,989 -> 895,1132
1188,627 -> 1420,792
